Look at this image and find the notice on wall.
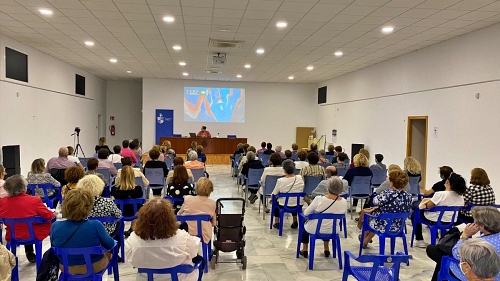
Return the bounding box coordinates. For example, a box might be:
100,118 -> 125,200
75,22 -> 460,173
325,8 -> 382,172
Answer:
332,129 -> 337,143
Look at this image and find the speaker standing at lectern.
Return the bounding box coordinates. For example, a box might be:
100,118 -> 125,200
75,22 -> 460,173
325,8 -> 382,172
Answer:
197,126 -> 212,138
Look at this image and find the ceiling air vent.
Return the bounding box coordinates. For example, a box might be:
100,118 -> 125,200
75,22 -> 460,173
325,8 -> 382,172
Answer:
209,39 -> 244,48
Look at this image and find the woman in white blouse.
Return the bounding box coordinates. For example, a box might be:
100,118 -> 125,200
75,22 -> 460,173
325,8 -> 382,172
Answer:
126,198 -> 202,281
299,177 -> 347,258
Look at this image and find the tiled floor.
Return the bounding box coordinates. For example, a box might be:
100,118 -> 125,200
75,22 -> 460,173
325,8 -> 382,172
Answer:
15,164 -> 438,280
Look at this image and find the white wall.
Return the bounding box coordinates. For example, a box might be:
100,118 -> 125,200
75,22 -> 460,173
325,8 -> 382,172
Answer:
106,81 -> 142,146
0,35 -> 107,174
142,78 -> 317,150
317,22 -> 500,194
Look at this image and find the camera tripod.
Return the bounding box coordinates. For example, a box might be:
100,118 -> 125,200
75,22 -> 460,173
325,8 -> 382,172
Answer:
72,132 -> 86,157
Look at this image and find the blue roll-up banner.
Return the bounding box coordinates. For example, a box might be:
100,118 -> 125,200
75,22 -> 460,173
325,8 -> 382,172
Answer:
156,109 -> 174,144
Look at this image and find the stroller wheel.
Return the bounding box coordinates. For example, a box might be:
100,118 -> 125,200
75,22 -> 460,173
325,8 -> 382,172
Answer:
236,250 -> 242,259
242,256 -> 247,270
210,255 -> 217,270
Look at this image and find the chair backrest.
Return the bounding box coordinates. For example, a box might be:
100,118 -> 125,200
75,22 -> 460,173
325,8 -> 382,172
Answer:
291,153 -> 299,161
113,163 -> 122,170
165,196 -> 185,205
88,216 -> 121,225
257,151 -> 264,158
133,154 -> 142,168
114,198 -> 146,220
138,259 -> 203,281
26,183 -> 60,202
370,168 -> 387,186
303,176 -> 323,194
96,169 -> 112,185
345,251 -> 410,281
464,203 -> 500,211
350,176 -> 372,197
227,135 -> 237,139
364,212 -> 411,236
135,177 -> 143,187
325,155 -> 334,163
53,244 -> 115,280
307,213 -> 345,236
144,168 -> 165,186
319,163 -> 330,169
247,168 -> 264,187
337,168 -> 348,177
50,168 -> 67,186
190,168 -> 205,183
78,158 -> 90,169
164,157 -> 173,170
426,206 -> 462,226
294,169 -> 300,175
274,192 -> 306,210
176,214 -> 211,239
263,175 -> 284,196
408,176 -> 420,195
233,154 -> 242,167
2,216 -> 49,243
260,154 -> 270,167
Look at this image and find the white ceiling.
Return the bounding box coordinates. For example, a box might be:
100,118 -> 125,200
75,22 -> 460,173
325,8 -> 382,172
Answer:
1,0 -> 500,83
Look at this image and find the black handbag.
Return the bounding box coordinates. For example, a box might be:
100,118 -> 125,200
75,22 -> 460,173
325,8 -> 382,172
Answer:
436,227 -> 461,255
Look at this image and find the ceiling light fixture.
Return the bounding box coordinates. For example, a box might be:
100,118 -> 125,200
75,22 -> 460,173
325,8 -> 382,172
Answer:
84,41 -> 94,46
236,74 -> 242,78
173,45 -> 182,50
182,72 -> 189,76
276,21 -> 287,28
109,58 -> 117,63
127,70 -> 132,73
334,51 -> 343,57
163,16 -> 175,22
39,9 -> 53,15
256,48 -> 265,54
244,64 -> 251,68
306,66 -> 314,71
288,76 -> 294,80
179,61 -> 186,66
382,26 -> 394,34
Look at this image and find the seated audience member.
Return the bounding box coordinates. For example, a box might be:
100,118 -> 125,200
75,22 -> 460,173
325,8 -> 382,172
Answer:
358,169 -> 412,248
115,157 -> 149,187
97,148 -> 118,176
243,143 -> 250,155
458,239 -> 500,281
45,147 -> 76,172
263,143 -> 275,155
178,178 -> 217,245
284,150 -> 293,160
143,148 -> 169,197
257,142 -> 267,154
318,149 -> 329,163
332,146 -> 348,163
404,156 -> 421,181
294,150 -> 309,170
343,154 -> 373,212
187,141 -> 198,155
167,166 -> 195,213
0,175 -> 55,263
424,166 -> 453,197
238,146 -> 257,171
146,145 -> 165,162
413,173 -> 466,248
374,164 -> 410,194
95,137 -> 112,154
51,188 -> 114,274
185,150 -> 206,171
231,143 -> 244,159
112,165 -> 144,237
299,152 -> 326,178
120,140 -> 138,163
458,168 -> 496,224
86,158 -> 107,185
275,146 -> 286,159
370,154 -> 386,170
108,145 -> 123,163
427,206 -> 500,281
333,153 -> 349,169
291,143 -> 299,154
133,138 -> 143,155
166,157 -> 194,184
311,166 -> 348,199
27,158 -> 61,198
76,175 -> 122,236
162,140 -> 176,158
308,143 -> 318,154
126,198 -> 203,281
130,141 -> 141,159
241,152 -> 265,203
260,153 -> 286,207
326,144 -> 335,156
62,166 -> 85,197
299,177 -> 347,258
66,146 -> 84,169
0,243 -> 15,279
196,126 -> 211,138
272,160 -> 305,229
350,148 -> 369,168
0,165 -> 7,198
197,145 -> 207,163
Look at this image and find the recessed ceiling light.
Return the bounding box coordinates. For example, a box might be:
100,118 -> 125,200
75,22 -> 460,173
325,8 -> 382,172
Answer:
39,9 -> 53,15
288,76 -> 294,80
126,70 -> 132,73
173,45 -> 182,50
236,74 -> 242,78
276,21 -> 287,28
334,51 -> 343,57
306,66 -> 314,71
182,72 -> 189,76
256,48 -> 265,54
163,16 -> 174,22
217,27 -> 232,32
109,58 -> 117,63
84,41 -> 94,46
244,64 -> 251,68
179,61 -> 186,66
382,26 -> 394,34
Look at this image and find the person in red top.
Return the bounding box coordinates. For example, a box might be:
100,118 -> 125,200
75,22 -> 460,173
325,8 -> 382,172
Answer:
0,175 -> 55,263
196,126 -> 212,138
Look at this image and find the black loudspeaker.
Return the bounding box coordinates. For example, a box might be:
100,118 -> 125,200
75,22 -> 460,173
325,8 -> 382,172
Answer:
318,86 -> 327,104
351,143 -> 365,161
5,167 -> 21,179
2,145 -> 20,168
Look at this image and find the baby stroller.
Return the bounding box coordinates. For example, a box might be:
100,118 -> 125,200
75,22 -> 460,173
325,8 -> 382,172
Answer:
210,198 -> 247,269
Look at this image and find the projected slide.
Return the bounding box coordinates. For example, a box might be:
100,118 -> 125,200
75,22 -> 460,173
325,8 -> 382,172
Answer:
184,87 -> 245,123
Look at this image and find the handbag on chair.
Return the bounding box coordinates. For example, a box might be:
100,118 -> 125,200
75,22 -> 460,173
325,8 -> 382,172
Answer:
436,227 -> 461,255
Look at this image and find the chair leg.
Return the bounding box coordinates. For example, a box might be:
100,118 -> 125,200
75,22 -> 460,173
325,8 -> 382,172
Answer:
35,241 -> 42,269
410,220 -> 417,248
379,236 -> 385,255
332,237 -> 336,258
358,230 -> 365,256
202,242 -> 209,273
11,257 -> 18,281
350,198 -> 353,220
296,227 -> 302,258
390,237 -> 396,255
342,218 -> 347,238
309,237 -> 315,270
430,228 -> 437,245
337,235 -> 342,269
279,211 -> 284,237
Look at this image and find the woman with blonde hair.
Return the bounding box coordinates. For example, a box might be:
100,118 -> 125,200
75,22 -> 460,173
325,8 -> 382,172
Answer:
27,158 -> 61,198
404,156 -> 422,181
162,140 -> 176,158
95,137 -> 111,155
343,154 -> 373,212
458,168 -> 496,224
350,148 -> 370,168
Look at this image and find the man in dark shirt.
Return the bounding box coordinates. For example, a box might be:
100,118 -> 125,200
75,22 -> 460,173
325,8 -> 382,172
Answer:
263,143 -> 275,155
308,143 -> 318,154
424,166 -> 453,197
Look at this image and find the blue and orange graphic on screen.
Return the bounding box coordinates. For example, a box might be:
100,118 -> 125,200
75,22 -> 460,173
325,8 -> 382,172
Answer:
184,87 -> 245,123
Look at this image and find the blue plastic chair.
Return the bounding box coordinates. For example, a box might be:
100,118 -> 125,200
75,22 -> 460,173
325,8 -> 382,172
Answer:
164,157 -> 173,170
176,214 -> 212,273
438,256 -> 462,281
145,168 -> 166,195
270,192 -> 306,236
244,168 -> 264,202
342,251 -> 410,281
325,155 -> 334,163
97,169 -> 113,198
134,177 -> 149,199
296,213 -> 345,269
138,259 -> 203,281
114,198 -> 146,221
53,242 -> 119,281
259,175 -> 284,219
457,204 -> 500,224
232,154 -> 242,178
408,176 -> 422,200
172,134 -> 182,137
227,135 -> 237,139
349,176 -> 373,219
370,168 -> 387,187
113,163 -> 122,170
294,169 -> 300,175
88,216 -> 124,263
260,154 -> 270,167
303,176 -> 323,195
359,212 -> 411,257
291,153 -> 299,161
319,163 -> 330,169
191,168 -> 205,184
26,183 -> 61,208
337,168 -> 348,177
134,154 -> 142,168
411,206 -> 463,246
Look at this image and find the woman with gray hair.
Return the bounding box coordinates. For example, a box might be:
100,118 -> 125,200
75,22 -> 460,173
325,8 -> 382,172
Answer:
271,160 -> 305,230
458,239 -> 500,281
299,177 -> 347,258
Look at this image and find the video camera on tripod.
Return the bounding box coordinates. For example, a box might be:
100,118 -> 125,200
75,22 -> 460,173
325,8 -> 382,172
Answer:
71,127 -> 81,136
